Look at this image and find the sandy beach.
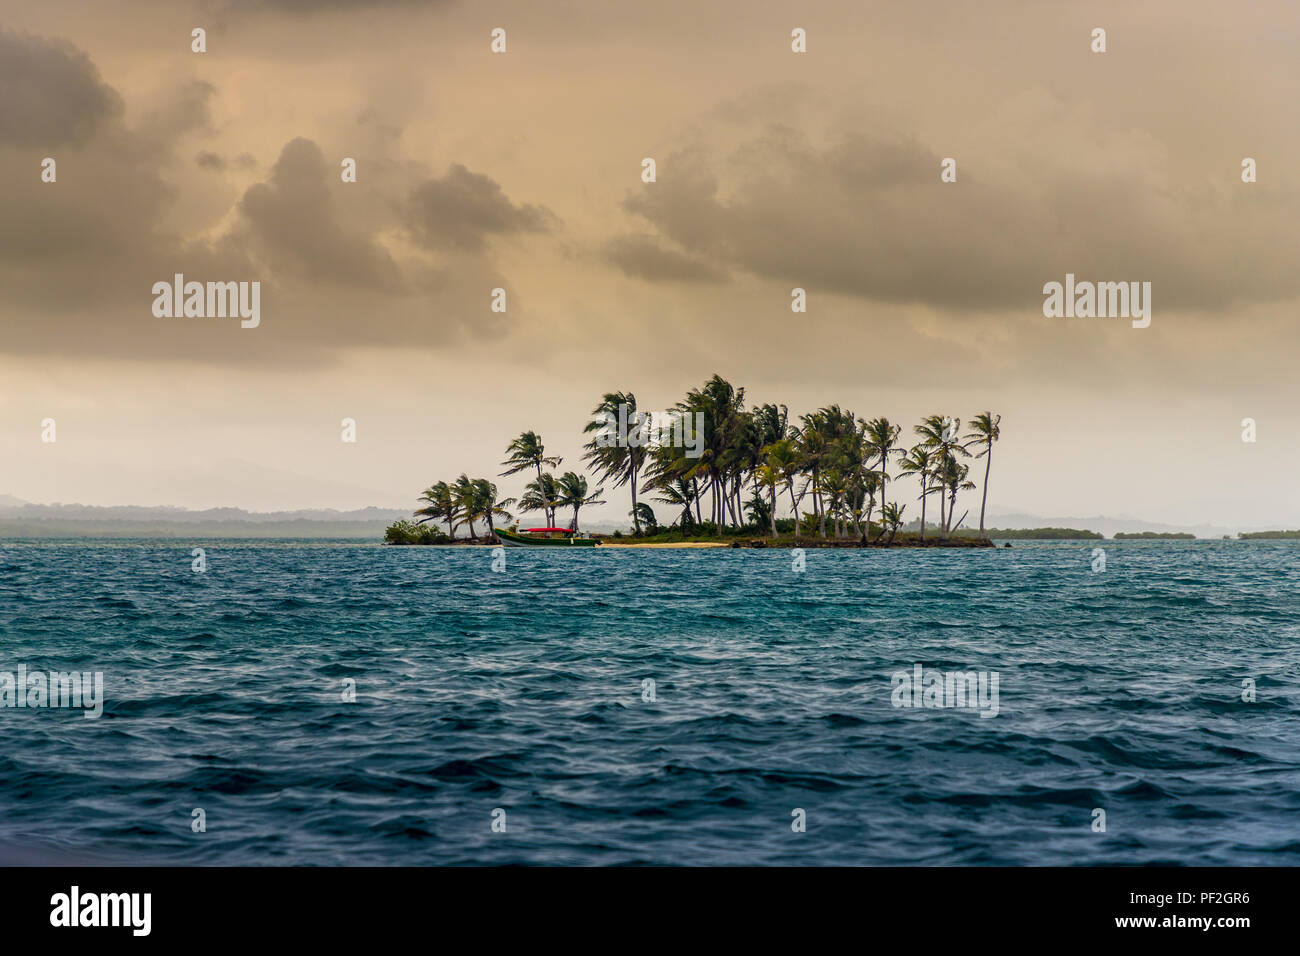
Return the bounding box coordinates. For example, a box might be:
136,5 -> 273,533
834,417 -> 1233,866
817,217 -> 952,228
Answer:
599,541 -> 731,548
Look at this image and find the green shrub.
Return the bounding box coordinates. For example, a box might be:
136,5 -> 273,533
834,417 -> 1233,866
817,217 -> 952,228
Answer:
384,519 -> 449,545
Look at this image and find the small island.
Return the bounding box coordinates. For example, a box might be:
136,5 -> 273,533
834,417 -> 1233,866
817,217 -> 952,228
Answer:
1113,532 -> 1196,540
386,374 -> 1003,549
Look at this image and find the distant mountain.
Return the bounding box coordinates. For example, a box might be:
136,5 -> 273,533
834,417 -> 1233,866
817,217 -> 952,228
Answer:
0,500 -> 409,538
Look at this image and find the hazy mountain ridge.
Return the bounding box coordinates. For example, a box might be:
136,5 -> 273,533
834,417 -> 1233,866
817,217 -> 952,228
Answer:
0,497 -> 1279,539
0,497 -> 409,538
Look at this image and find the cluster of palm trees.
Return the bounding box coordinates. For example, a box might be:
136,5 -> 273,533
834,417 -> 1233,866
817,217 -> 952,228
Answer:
501,431 -> 607,533
410,374 -> 1001,543
578,375 -> 1001,542
413,435 -> 608,539
413,475 -> 514,540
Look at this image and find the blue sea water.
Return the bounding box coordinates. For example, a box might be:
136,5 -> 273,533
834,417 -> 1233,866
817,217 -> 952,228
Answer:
1,538 -> 1298,866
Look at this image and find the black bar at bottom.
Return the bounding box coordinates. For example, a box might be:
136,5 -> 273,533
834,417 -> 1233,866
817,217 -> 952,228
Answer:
0,866 -> 1276,941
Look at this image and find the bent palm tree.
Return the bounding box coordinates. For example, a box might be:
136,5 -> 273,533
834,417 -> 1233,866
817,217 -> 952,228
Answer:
630,502 -> 658,533
472,478 -> 514,537
582,391 -> 648,534
555,471 -> 605,532
500,431 -> 562,526
862,417 -> 903,539
450,475 -> 480,539
414,480 -> 458,540
517,472 -> 560,525
916,415 -> 968,538
654,476 -> 697,529
454,476 -> 514,538
881,502 -> 906,545
897,445 -> 934,540
965,412 -> 1001,538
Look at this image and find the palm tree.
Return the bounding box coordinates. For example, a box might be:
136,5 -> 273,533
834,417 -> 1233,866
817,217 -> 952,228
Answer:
743,492 -> 772,530
500,431 -> 562,526
818,466 -> 852,539
965,412 -> 1001,539
630,502 -> 659,533
916,415 -> 968,538
881,502 -> 906,545
452,476 -> 513,538
862,417 -> 903,540
450,475 -> 480,538
472,478 -> 514,537
678,375 -> 746,529
555,471 -> 605,532
654,476 -> 697,530
583,391 -> 648,534
517,472 -> 560,524
414,481 -> 458,540
764,438 -> 805,536
898,445 -> 934,541
796,420 -> 829,537
851,470 -> 879,544
936,457 -> 976,534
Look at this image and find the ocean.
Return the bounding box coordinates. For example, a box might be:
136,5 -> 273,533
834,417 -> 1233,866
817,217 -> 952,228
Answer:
1,539 -> 1297,865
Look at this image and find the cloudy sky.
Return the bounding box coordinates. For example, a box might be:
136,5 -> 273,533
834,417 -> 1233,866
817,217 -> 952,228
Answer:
1,0 -> 1297,527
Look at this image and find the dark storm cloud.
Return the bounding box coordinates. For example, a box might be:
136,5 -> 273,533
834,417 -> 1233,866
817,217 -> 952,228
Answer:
602,234 -> 727,283
234,137 -> 403,290
137,80 -> 217,145
0,29 -> 123,147
623,128 -> 1300,313
405,164 -> 557,252
0,29 -> 553,364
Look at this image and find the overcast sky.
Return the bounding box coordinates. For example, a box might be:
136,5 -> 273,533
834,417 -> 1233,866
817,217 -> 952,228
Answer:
2,1 -> 1297,527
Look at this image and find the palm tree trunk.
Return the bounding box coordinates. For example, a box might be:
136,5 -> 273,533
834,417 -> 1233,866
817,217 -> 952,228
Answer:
979,443 -> 991,537
815,470 -> 826,538
918,478 -> 927,541
769,483 -> 777,537
535,462 -> 550,526
879,452 -> 888,518
939,484 -> 947,539
630,469 -> 640,534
